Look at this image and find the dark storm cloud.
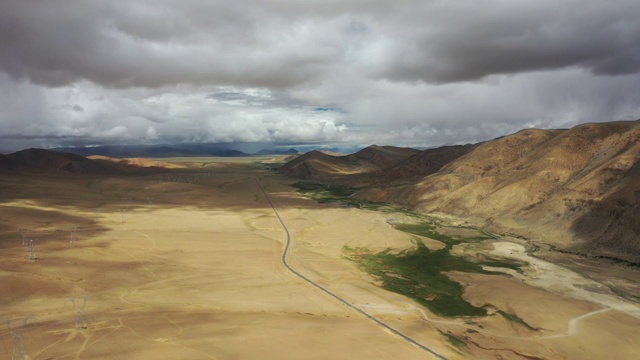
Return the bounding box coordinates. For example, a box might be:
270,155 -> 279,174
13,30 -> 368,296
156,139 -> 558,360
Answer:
0,0 -> 639,152
371,0 -> 640,83
0,1 -> 336,88
1,0 -> 638,88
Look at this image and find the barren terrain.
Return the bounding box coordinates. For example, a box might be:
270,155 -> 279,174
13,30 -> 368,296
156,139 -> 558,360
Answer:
1,157 -> 639,359
281,121 -> 640,264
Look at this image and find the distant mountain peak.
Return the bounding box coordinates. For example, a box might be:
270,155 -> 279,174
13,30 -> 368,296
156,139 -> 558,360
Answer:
5,148 -> 123,174
279,120 -> 640,264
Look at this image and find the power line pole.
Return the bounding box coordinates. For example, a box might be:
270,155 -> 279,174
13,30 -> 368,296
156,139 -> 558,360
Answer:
118,208 -> 127,223
68,225 -> 79,246
119,198 -> 132,223
3,316 -> 34,360
93,208 -> 101,223
18,227 -> 30,249
66,296 -> 91,329
27,240 -> 37,261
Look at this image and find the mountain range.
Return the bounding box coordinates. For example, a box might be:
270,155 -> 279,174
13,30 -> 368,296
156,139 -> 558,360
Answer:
53,144 -> 299,158
280,120 -> 640,263
3,120 -> 638,263
0,148 -> 186,174
0,148 -> 123,174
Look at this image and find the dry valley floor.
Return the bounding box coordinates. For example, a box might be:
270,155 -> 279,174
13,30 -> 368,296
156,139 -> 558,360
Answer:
1,158 -> 639,359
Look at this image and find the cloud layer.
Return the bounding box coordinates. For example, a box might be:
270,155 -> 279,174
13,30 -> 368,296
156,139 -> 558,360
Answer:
1,0 -> 639,151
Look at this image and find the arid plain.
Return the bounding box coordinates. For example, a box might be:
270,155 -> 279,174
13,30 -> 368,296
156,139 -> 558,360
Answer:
1,157 -> 639,359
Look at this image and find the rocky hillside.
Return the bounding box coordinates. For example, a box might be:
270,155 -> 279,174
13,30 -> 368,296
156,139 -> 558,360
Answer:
281,120 -> 640,263
344,145 -> 420,170
279,145 -> 419,183
2,148 -> 123,174
385,121 -> 640,262
0,154 -> 19,172
379,144 -> 478,184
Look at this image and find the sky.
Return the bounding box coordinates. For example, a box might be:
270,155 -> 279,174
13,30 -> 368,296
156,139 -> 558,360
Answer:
1,0 -> 639,153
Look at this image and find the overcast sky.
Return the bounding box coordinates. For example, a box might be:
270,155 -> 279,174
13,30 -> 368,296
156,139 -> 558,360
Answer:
1,0 -> 639,152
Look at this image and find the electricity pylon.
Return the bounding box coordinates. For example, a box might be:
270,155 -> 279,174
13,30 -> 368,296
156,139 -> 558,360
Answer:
3,316 -> 34,360
93,209 -> 101,223
119,198 -> 132,223
18,227 -> 30,249
118,208 -> 127,223
66,296 -> 91,329
68,225 -> 79,246
27,240 -> 37,261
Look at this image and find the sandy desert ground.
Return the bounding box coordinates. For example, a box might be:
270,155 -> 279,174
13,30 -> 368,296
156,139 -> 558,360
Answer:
1,157 -> 639,359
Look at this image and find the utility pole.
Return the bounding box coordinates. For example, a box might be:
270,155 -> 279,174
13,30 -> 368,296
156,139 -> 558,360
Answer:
18,227 -> 30,249
27,240 -> 37,261
118,208 -> 127,223
3,316 -> 34,360
119,198 -> 132,223
66,296 -> 91,329
68,225 -> 79,246
93,208 -> 101,223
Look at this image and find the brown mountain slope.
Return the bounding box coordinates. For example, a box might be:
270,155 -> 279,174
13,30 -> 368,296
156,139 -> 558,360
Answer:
6,148 -> 123,174
279,145 -> 419,183
0,154 -> 20,172
379,144 -> 478,184
344,145 -> 421,170
279,150 -> 358,180
88,155 -> 186,169
384,121 -> 640,262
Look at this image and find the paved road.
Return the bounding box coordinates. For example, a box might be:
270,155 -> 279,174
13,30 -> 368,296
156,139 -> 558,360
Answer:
256,179 -> 447,360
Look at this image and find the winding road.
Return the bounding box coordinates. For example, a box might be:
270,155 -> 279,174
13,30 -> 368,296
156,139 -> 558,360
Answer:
256,179 -> 447,360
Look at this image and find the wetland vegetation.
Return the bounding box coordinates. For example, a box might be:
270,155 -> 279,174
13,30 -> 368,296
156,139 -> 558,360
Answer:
296,181 -> 530,320
292,181 -> 391,210
344,234 -> 526,317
